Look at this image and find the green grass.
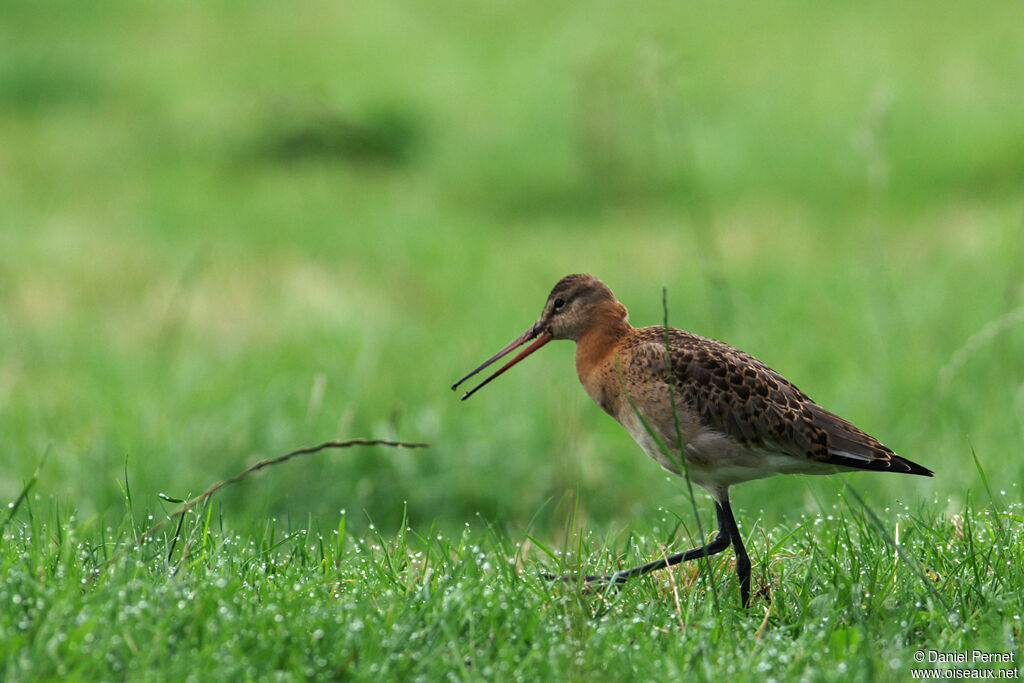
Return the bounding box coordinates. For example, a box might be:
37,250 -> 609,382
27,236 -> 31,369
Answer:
3,484 -> 1022,681
2,0 -> 1024,679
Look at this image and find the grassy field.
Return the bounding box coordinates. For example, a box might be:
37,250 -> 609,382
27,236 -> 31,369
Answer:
2,0 -> 1023,680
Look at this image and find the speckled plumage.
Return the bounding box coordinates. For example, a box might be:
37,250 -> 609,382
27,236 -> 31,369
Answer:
585,325 -> 932,490
453,273 -> 933,606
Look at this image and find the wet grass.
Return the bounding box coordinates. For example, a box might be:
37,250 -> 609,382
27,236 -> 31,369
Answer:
2,485 -> 1021,681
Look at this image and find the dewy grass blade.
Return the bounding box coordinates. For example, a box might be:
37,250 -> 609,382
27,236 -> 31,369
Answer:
660,286 -> 715,605
841,481 -> 951,611
970,443 -> 1004,528
2,448 -> 49,535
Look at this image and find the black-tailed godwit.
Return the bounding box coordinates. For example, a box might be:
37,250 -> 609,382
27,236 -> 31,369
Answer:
452,273 -> 933,607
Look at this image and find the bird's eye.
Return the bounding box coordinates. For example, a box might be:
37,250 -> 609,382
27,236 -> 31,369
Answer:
553,298 -> 565,311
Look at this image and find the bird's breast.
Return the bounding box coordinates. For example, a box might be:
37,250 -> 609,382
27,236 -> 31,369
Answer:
574,331 -> 626,416
576,360 -> 618,416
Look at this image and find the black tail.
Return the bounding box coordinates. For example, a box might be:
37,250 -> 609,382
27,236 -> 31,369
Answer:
827,451 -> 934,477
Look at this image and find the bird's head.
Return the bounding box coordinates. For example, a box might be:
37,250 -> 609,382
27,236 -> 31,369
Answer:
452,274 -> 628,399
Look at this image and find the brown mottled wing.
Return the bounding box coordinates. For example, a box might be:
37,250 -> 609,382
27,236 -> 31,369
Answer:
635,328 -> 932,476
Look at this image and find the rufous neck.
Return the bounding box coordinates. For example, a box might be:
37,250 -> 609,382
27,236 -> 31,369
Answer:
574,300 -> 631,369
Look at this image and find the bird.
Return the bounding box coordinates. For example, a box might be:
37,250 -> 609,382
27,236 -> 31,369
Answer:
452,273 -> 933,607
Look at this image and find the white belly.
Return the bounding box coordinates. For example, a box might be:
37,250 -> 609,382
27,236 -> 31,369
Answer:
619,407 -> 836,497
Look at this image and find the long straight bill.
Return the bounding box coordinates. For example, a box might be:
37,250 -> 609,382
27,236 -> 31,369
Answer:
452,322 -> 552,400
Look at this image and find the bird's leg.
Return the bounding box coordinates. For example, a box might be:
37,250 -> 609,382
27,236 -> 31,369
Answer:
593,501 -> 732,584
718,497 -> 750,608
542,500 -> 747,604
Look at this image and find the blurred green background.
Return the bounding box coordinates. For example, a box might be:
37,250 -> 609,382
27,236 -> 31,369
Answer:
2,0 -> 1022,536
